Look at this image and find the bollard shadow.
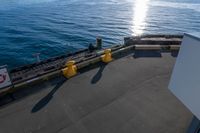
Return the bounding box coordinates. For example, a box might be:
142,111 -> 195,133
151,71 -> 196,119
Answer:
91,63 -> 107,84
31,77 -> 66,113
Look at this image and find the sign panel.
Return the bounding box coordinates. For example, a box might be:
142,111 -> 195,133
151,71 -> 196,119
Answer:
169,34 -> 200,119
0,66 -> 12,89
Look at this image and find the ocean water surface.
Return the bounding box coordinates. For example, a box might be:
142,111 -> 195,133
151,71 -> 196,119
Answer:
0,0 -> 200,68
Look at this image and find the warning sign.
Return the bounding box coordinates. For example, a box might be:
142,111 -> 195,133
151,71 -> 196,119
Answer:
0,66 -> 12,89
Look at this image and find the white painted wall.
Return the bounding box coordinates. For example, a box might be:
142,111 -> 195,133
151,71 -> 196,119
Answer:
169,34 -> 200,119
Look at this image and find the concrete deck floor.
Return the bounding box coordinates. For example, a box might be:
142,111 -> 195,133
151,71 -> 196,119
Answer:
0,52 -> 192,133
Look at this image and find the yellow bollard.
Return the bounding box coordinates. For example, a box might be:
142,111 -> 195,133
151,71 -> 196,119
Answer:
101,49 -> 112,63
62,60 -> 77,78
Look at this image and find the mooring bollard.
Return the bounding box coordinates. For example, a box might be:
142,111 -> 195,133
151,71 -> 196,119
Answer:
62,60 -> 77,78
101,49 -> 112,63
96,37 -> 102,49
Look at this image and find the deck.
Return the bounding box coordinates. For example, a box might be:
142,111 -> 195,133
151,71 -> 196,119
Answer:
0,51 -> 192,133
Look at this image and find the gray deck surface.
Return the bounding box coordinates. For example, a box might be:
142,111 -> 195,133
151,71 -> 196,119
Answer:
0,53 -> 192,133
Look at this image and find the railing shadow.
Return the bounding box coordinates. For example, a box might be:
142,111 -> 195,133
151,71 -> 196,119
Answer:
91,63 -> 106,84
31,77 -> 66,113
133,50 -> 162,58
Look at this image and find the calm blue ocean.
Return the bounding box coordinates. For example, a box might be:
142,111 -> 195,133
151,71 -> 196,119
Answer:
0,0 -> 200,68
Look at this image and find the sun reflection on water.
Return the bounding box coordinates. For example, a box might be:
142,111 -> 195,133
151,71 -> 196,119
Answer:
132,0 -> 150,35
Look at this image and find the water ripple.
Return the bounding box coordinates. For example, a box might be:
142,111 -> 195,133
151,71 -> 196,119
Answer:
0,0 -> 200,68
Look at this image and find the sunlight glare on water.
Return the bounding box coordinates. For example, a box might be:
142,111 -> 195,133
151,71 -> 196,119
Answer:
1,0 -> 200,68
132,0 -> 150,35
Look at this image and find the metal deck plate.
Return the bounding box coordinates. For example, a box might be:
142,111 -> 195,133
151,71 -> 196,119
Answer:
0,52 -> 192,133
